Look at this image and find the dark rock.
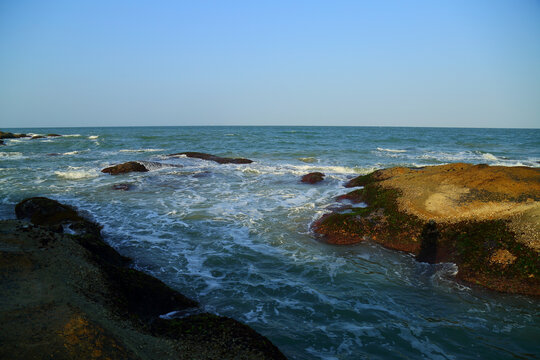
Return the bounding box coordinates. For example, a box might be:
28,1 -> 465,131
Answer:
112,183 -> 133,191
0,131 -> 27,139
47,134 -> 61,137
46,153 -> 61,156
15,197 -> 128,266
301,172 -> 325,184
31,135 -> 45,139
416,220 -> 439,263
152,313 -> 288,360
0,140 -> 4,146
101,161 -> 149,175
105,266 -> 197,321
15,197 -> 81,225
168,152 -> 253,164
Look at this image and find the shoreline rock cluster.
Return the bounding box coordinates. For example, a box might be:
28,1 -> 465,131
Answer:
0,197 -> 287,359
313,163 -> 540,296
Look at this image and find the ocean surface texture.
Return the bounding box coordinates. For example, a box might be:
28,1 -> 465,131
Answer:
1,126 -> 539,359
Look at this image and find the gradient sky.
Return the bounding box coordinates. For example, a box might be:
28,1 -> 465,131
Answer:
1,0 -> 539,128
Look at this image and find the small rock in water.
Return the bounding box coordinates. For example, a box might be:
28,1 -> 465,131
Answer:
102,161 -> 149,175
112,183 -> 133,191
31,135 -> 45,139
301,172 -> 325,184
47,134 -> 61,137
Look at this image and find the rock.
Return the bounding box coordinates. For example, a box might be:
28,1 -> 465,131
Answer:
301,172 -> 325,184
168,152 -> 253,164
0,131 -> 27,139
1,199 -> 288,359
0,140 -> 4,146
101,161 -> 149,175
336,189 -> 365,203
47,133 -> 61,137
31,135 -> 45,139
313,163 -> 540,295
112,183 -> 133,191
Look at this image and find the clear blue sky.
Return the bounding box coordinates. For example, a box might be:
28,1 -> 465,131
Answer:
1,0 -> 539,128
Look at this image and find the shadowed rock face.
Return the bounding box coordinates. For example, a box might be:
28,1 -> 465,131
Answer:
301,172 -> 325,184
3,198 -> 288,359
313,163 -> 540,296
102,161 -> 149,175
168,152 -> 253,164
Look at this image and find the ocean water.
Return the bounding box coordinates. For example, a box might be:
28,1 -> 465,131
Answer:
1,126 -> 539,359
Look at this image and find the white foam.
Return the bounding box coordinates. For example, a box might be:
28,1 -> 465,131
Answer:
0,152 -> 25,159
62,150 -> 83,155
62,134 -> 81,137
88,135 -> 99,139
481,153 -> 497,161
119,148 -> 164,153
54,167 -> 99,179
299,157 -> 317,163
376,147 -> 407,153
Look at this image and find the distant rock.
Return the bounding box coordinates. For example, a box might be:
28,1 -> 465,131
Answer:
168,152 -> 253,164
301,172 -> 325,184
31,135 -> 45,140
47,134 -> 61,137
0,131 -> 27,139
101,161 -> 149,175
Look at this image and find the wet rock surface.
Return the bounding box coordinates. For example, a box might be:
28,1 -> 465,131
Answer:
102,161 -> 149,175
1,198 -> 287,359
168,152 -> 253,164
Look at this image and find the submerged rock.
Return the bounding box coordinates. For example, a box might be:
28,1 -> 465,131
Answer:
301,172 -> 325,184
112,183 -> 133,191
168,152 -> 253,164
3,198 -> 287,359
47,133 -> 61,137
102,161 -> 149,175
313,163 -> 540,296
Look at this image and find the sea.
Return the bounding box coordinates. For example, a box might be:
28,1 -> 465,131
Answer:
1,126 -> 539,359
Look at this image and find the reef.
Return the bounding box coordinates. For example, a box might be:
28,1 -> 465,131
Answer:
301,172 -> 325,184
1,197 -> 287,359
168,152 -> 253,164
313,163 -> 540,296
102,161 -> 149,175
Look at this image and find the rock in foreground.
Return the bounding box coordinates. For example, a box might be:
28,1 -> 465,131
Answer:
301,172 -> 325,184
168,152 -> 253,164
1,197 -> 287,359
102,161 -> 149,175
313,163 -> 540,295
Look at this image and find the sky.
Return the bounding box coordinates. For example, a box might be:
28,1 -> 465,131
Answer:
1,0 -> 539,128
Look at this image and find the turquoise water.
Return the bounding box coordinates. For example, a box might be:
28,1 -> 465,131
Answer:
1,126 -> 539,359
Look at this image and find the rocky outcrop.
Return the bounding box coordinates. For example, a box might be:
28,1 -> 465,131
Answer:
31,135 -> 45,139
301,172 -> 325,184
1,198 -> 287,359
168,152 -> 253,164
47,133 -> 61,137
0,131 -> 28,139
313,163 -> 540,296
0,140 -> 4,146
102,161 -> 149,175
